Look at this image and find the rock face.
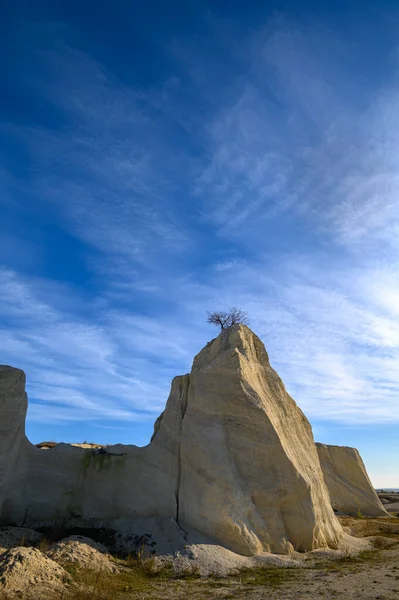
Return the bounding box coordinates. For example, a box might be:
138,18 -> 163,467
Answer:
176,326 -> 342,554
0,325 -> 343,555
317,444 -> 388,517
0,366 -> 31,524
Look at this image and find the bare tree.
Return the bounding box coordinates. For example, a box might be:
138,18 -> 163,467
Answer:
207,306 -> 248,331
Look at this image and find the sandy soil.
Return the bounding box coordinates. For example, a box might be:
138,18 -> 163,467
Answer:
47,535 -> 119,573
0,547 -> 68,599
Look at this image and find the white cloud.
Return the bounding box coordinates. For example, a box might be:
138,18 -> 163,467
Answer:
0,268 -> 185,425
214,259 -> 246,271
2,15 -> 399,450
234,259 -> 399,425
195,17 -> 399,253
3,254 -> 399,428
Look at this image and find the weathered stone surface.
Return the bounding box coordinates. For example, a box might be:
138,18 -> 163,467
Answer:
0,326 -> 344,555
0,366 -> 30,524
178,325 -> 342,554
317,443 -> 388,517
0,367 -> 183,527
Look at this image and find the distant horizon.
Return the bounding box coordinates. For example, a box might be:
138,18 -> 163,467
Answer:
2,0 -> 399,489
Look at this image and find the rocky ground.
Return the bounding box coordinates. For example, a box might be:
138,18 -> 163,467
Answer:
0,516 -> 398,599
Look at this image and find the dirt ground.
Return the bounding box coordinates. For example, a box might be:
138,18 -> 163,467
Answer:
140,550 -> 399,600
0,517 -> 398,599
117,529 -> 399,600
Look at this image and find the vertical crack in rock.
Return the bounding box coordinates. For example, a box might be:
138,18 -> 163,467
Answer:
175,375 -> 189,525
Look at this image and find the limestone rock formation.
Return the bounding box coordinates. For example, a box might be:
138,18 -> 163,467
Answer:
0,367 -> 181,528
0,325 -> 343,555
0,366 -> 31,524
317,443 -> 388,517
175,325 -> 342,554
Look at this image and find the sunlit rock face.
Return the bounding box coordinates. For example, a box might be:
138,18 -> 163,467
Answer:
317,443 -> 388,517
0,326 -> 343,555
177,325 -> 342,555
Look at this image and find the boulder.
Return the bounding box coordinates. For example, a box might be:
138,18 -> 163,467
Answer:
316,443 -> 388,517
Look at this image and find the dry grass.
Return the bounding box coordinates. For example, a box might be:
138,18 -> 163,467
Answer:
320,549 -> 380,569
235,565 -> 303,589
36,537 -> 52,554
1,545 -> 398,600
60,516 -> 397,599
339,515 -> 399,539
62,563 -> 151,599
59,550 -> 200,599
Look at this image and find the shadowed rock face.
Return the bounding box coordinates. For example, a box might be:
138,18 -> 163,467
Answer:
0,326 -> 343,555
0,367 -> 30,523
316,443 -> 388,517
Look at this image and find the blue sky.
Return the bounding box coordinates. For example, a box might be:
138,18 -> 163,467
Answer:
1,0 -> 399,487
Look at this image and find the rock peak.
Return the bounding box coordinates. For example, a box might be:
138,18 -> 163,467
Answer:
0,366 -> 26,390
193,324 -> 270,372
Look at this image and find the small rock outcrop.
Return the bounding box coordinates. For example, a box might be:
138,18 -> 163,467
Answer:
317,443 -> 388,517
0,326 -> 353,556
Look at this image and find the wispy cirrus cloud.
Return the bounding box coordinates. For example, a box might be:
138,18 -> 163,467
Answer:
4,40 -> 193,276
3,250 -> 399,429
0,267 -> 197,427
195,17 -> 399,252
2,11 -> 399,458
193,257 -> 399,425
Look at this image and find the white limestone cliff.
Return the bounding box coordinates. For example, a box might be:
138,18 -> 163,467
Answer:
176,325 -> 342,554
316,443 -> 388,517
0,325 -> 344,554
